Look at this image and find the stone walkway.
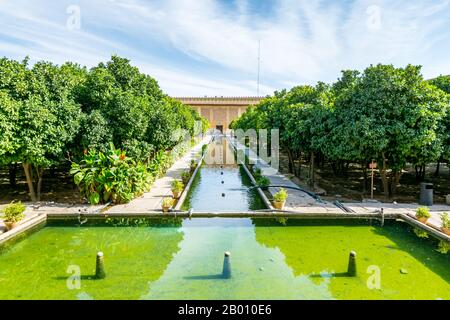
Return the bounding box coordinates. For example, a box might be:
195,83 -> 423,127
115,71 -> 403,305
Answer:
343,202 -> 447,227
106,136 -> 211,213
228,136 -> 343,214
1,136 -> 211,232
227,135 -> 449,232
1,134 -> 448,239
0,203 -> 102,234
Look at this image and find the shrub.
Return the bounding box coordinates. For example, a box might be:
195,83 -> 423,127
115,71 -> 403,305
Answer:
1,201 -> 26,222
436,241 -> 449,254
441,212 -> 449,229
256,176 -> 271,187
201,144 -> 208,155
416,207 -> 431,219
253,168 -> 262,179
162,197 -> 174,208
413,227 -> 429,238
190,159 -> 197,170
273,188 -> 288,202
70,144 -> 153,204
148,150 -> 174,178
171,180 -> 184,192
181,171 -> 191,185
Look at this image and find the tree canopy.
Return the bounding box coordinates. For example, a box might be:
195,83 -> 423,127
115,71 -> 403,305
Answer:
0,55 -> 208,201
232,64 -> 450,198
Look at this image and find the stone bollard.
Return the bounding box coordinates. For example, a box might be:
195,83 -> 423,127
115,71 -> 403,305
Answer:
347,251 -> 357,277
95,252 -> 106,279
222,252 -> 231,279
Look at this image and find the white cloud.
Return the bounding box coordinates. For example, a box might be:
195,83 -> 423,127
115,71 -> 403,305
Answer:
0,0 -> 449,96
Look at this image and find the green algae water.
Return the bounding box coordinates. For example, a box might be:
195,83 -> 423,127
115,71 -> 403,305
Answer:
0,218 -> 448,300
181,165 -> 265,212
0,138 -> 448,299
181,136 -> 266,212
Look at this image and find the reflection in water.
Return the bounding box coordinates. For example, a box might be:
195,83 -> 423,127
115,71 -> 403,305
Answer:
253,219 -> 450,300
0,218 -> 448,299
141,218 -> 333,300
0,222 -> 184,300
181,137 -> 265,212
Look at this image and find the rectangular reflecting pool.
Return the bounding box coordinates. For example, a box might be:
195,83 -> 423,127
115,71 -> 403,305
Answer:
0,217 -> 448,300
181,136 -> 266,212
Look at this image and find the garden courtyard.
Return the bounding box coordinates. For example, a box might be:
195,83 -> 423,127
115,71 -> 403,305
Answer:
0,56 -> 449,300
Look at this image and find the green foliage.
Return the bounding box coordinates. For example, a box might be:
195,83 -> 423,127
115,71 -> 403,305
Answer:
256,176 -> 271,187
276,217 -> 288,226
233,64 -> 450,198
332,65 -> 447,195
0,92 -> 20,162
1,201 -> 26,222
273,188 -> 288,202
148,150 -> 174,178
253,168 -> 270,188
181,170 -> 191,185
436,241 -> 450,254
104,217 -> 182,228
429,75 -> 450,94
201,144 -> 208,155
441,212 -> 449,229
171,179 -> 184,192
416,207 -> 431,219
77,57 -> 207,159
0,55 -> 207,202
78,110 -> 113,155
162,197 -> 175,208
70,144 -> 153,204
413,228 -> 429,238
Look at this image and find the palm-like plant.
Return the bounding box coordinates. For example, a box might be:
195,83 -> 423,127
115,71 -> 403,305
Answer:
70,143 -> 153,204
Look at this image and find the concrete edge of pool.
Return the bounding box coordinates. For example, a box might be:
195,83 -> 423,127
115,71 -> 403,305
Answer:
1,210 -> 449,247
226,136 -> 274,210
173,143 -> 207,211
172,136 -> 273,212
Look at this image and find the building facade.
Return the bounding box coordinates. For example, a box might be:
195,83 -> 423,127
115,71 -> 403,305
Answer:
175,97 -> 263,133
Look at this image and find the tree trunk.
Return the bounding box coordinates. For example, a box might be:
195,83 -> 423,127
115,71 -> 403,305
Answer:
309,152 -> 315,189
297,154 -> 302,178
286,149 -> 294,174
362,163 -> 367,194
36,167 -> 44,201
390,170 -> 402,196
344,162 -> 350,177
415,165 -> 425,181
380,153 -> 389,199
8,163 -> 17,186
435,160 -> 441,177
331,162 -> 338,176
23,163 -> 37,202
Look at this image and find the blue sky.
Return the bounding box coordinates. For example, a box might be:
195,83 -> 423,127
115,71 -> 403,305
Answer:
0,0 -> 449,96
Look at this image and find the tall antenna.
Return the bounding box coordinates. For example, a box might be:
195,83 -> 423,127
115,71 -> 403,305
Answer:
257,39 -> 261,96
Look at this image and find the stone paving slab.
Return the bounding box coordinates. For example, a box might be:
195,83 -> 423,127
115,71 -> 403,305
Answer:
2,134 -> 448,239
343,202 -> 449,230
228,136 -> 343,214
107,136 -> 211,213
0,202 -> 103,234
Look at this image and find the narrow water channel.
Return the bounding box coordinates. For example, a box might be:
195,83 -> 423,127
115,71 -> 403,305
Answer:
181,137 -> 266,212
